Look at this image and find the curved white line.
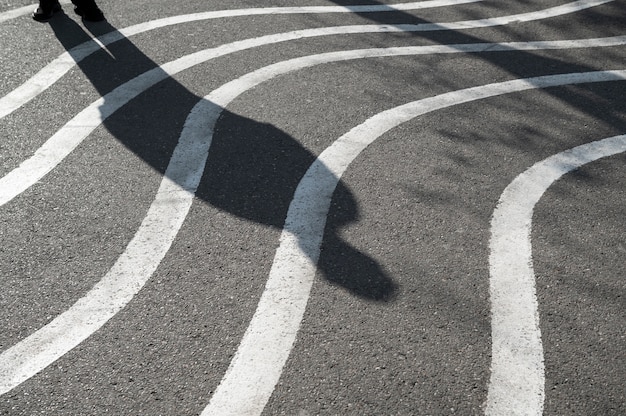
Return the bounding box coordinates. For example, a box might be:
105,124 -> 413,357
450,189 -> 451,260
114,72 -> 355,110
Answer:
0,39 -> 624,396
0,0 -> 610,120
202,71 -> 626,415
0,0 -> 479,119
486,134 -> 626,415
0,102 -> 219,396
0,1 -> 477,24
2,34 -> 625,209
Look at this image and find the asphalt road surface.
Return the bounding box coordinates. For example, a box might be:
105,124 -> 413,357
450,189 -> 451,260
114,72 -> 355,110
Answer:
0,0 -> 624,415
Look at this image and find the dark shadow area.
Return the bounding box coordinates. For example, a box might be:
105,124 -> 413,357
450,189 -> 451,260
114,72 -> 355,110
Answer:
46,10 -> 398,301
329,0 -> 626,130
13,3 -> 623,414
43,0 -> 625,303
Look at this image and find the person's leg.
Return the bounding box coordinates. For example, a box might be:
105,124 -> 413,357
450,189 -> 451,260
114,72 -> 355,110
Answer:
71,0 -> 105,22
32,0 -> 62,22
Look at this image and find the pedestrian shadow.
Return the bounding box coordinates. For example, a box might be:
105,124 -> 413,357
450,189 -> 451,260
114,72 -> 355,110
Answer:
46,10 -> 397,302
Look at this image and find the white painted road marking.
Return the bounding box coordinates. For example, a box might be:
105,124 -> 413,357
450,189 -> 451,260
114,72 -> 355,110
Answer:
486,134 -> 626,415
0,2 -> 623,413
0,0 -> 610,119
201,70 -> 626,416
0,100 -> 219,396
0,0 -> 480,119
0,32 -> 624,400
2,35 -> 625,209
0,0 -> 479,24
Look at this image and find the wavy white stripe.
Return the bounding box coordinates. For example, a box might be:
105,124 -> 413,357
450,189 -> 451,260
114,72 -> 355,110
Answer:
0,0 -> 610,119
202,70 -> 626,416
0,0 -> 479,118
0,1 -> 479,24
2,34 -> 625,210
0,40 -> 623,408
0,0 -> 622,410
486,134 -> 626,415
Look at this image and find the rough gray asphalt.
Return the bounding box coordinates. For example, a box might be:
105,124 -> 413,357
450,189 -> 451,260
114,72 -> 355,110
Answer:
0,0 -> 624,415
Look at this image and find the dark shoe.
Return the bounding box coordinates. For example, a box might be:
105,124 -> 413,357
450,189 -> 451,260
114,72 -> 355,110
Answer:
72,0 -> 105,22
32,0 -> 62,22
